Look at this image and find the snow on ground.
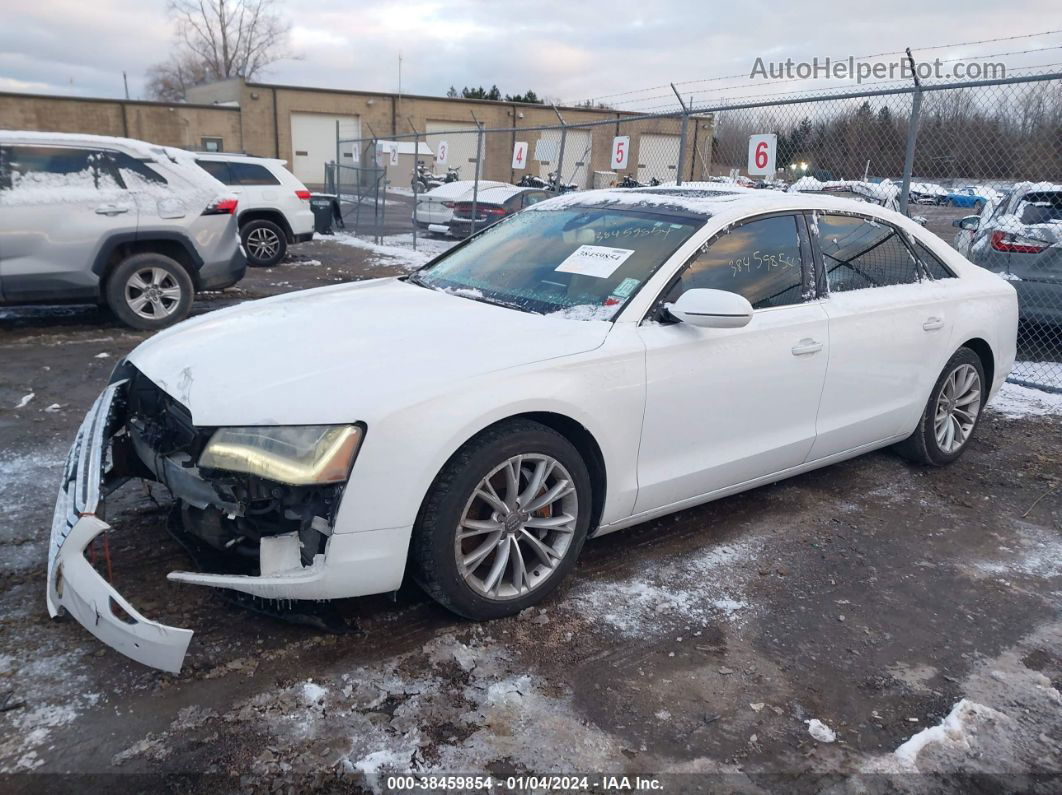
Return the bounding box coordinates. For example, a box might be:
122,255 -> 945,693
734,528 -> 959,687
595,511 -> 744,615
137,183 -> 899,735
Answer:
330,233 -> 456,270
0,449 -> 65,571
988,381 -> 1062,419
568,537 -> 762,635
972,520 -> 1062,581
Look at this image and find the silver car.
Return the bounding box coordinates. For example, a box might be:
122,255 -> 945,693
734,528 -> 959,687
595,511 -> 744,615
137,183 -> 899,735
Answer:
0,131 -> 246,329
954,181 -> 1062,325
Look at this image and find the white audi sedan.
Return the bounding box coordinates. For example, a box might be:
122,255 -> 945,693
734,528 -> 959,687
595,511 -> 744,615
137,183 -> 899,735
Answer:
49,186 -> 1018,671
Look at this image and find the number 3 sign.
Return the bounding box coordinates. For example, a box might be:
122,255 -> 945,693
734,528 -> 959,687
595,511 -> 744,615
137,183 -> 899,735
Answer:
747,134 -> 777,176
610,136 -> 630,170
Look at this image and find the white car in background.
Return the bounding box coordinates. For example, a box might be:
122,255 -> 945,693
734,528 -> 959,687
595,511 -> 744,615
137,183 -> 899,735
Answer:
194,154 -> 314,267
49,186 -> 1017,672
413,179 -> 509,234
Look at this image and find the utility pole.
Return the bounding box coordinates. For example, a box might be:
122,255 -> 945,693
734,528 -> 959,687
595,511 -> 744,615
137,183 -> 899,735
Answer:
122,71 -> 129,100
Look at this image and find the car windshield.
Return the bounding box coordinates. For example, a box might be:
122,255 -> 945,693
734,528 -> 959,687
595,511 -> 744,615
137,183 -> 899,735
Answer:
410,207 -> 703,319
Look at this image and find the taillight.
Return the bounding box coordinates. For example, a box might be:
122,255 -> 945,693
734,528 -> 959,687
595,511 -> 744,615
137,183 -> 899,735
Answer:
991,230 -> 1046,254
203,197 -> 238,216
442,201 -> 455,208
483,207 -> 506,217
295,189 -> 311,200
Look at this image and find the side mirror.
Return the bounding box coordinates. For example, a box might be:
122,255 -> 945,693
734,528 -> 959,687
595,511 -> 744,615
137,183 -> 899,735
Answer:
666,288 -> 753,329
953,216 -> 980,230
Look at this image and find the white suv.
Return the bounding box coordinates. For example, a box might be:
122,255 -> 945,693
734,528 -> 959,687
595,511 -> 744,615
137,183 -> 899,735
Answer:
194,154 -> 315,267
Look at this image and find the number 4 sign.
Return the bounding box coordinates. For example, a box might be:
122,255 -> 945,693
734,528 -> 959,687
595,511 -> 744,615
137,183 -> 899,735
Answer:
747,134 -> 777,176
610,136 -> 630,170
512,141 -> 529,170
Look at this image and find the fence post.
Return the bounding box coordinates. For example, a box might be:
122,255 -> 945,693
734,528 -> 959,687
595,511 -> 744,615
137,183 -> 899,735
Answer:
471,112 -> 484,234
335,120 -> 341,188
411,129 -> 419,251
899,49 -> 922,215
552,104 -> 568,192
671,84 -> 690,187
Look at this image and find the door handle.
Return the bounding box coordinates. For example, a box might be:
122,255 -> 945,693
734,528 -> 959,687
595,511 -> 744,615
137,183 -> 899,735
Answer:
95,205 -> 130,216
923,317 -> 945,331
791,338 -> 823,356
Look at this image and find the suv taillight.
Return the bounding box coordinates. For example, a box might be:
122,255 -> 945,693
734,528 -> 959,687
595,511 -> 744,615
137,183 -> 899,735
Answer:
991,230 -> 1046,254
203,197 -> 238,216
295,190 -> 311,200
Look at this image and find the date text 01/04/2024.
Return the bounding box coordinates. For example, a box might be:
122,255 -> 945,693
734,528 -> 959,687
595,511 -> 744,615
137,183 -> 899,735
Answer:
384,775 -> 665,791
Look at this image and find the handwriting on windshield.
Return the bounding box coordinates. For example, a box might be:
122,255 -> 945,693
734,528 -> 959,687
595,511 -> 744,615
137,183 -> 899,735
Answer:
729,250 -> 798,276
595,226 -> 675,242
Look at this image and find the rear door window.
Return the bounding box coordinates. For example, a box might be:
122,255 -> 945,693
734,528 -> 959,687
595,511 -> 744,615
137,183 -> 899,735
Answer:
229,162 -> 281,186
911,239 -> 955,280
109,151 -> 167,187
196,159 -> 235,185
816,214 -> 920,293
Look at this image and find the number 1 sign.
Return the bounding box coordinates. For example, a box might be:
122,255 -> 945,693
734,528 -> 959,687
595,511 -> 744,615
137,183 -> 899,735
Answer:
747,134 -> 777,176
512,141 -> 529,170
611,136 -> 630,170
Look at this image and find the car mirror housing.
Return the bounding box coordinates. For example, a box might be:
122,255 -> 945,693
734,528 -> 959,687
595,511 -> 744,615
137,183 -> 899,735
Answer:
666,288 -> 754,329
953,215 -> 980,230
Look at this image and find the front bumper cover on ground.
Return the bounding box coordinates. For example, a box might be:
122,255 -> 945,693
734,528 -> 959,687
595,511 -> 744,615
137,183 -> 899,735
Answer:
46,381 -> 193,674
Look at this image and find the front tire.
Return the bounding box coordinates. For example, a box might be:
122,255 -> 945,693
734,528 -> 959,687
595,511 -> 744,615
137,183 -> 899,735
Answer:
894,347 -> 986,466
241,219 -> 287,267
410,420 -> 592,620
105,253 -> 193,330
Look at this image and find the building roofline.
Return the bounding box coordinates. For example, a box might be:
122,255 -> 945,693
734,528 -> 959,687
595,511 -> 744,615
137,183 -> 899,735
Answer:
243,80 -> 634,116
0,89 -> 240,112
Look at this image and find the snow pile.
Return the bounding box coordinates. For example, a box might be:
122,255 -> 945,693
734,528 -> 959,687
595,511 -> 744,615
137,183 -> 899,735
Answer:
805,718 -> 837,743
891,700 -> 1004,768
569,538 -> 761,635
547,304 -> 617,322
331,234 -> 433,270
987,381 -> 1062,419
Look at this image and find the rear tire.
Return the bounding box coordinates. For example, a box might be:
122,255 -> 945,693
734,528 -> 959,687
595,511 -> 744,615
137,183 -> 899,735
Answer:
105,253 -> 193,330
410,420 -> 592,620
894,347 -> 986,466
241,219 -> 287,267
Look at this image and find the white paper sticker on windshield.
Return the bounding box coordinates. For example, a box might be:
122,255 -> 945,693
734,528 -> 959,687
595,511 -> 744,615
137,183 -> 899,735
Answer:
555,245 -> 635,278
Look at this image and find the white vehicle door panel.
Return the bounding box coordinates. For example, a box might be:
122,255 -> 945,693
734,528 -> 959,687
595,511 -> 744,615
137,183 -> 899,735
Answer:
635,304 -> 830,512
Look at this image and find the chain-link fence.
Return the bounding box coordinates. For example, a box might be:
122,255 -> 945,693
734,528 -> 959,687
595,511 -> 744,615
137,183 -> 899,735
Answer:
331,72 -> 1062,391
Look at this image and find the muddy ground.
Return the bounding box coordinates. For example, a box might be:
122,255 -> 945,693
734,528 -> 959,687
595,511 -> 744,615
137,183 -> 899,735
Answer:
0,233 -> 1060,793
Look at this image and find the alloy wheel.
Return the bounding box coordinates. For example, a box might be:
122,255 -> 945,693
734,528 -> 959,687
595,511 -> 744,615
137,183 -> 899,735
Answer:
125,267 -> 183,320
246,227 -> 281,261
455,454 -> 578,600
934,363 -> 981,454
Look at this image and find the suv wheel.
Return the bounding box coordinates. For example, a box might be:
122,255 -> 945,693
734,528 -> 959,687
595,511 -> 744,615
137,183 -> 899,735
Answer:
410,419 -> 592,620
241,219 -> 287,267
106,253 -> 194,330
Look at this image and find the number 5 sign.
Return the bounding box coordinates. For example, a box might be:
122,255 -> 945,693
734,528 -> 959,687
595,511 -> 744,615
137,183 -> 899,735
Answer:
610,136 -> 630,170
747,134 -> 777,176
512,141 -> 529,170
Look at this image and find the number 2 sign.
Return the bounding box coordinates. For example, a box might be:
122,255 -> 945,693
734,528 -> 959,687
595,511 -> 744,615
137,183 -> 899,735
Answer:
747,134 -> 777,176
610,136 -> 630,170
512,141 -> 529,170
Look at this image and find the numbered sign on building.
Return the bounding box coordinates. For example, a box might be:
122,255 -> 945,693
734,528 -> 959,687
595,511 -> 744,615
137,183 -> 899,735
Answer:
610,136 -> 630,169
389,143 -> 400,166
436,140 -> 448,165
747,134 -> 777,176
512,141 -> 529,170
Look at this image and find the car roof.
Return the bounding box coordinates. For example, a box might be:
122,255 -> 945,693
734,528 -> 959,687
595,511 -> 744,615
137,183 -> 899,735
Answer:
459,185 -> 530,204
529,181 -> 907,221
193,152 -> 289,166
422,179 -> 510,199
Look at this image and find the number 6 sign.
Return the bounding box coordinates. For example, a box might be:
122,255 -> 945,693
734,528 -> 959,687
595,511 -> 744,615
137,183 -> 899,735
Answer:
610,136 -> 630,170
747,134 -> 777,176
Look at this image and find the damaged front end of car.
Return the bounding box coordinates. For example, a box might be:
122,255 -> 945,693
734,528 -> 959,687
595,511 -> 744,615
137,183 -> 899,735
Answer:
47,363 -> 363,673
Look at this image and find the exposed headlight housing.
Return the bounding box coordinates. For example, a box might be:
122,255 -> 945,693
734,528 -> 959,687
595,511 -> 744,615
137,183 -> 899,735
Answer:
198,425 -> 363,486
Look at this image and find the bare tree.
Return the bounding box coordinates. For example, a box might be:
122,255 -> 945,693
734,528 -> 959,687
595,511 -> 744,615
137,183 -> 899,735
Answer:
146,0 -> 292,100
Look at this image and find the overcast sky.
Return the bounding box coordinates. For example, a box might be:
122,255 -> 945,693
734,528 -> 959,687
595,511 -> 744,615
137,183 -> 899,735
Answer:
2,1 -> 1060,109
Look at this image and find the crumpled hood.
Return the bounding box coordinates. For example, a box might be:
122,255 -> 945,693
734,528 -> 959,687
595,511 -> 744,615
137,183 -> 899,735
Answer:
127,278 -> 610,426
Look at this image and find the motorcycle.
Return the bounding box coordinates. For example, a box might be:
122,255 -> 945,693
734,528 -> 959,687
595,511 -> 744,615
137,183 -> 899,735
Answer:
412,161 -> 459,193
517,172 -> 577,193
517,174 -> 550,189
617,174 -> 643,188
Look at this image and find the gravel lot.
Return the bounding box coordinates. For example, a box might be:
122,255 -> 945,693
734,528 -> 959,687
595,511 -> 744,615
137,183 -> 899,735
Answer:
1,233 -> 1060,792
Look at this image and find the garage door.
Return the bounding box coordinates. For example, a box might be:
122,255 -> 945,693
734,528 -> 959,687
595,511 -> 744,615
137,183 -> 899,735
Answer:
425,121 -> 483,181
637,134 -> 680,184
290,113 -> 359,185
540,129 -> 592,189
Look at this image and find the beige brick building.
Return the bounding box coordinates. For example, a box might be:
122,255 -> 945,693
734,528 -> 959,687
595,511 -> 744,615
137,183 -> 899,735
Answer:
0,78 -> 713,188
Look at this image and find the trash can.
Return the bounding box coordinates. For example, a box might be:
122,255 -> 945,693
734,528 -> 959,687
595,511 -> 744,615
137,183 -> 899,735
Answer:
309,193 -> 343,235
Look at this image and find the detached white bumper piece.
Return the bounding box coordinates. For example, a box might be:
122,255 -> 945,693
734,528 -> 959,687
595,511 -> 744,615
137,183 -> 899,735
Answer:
46,382 -> 193,673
